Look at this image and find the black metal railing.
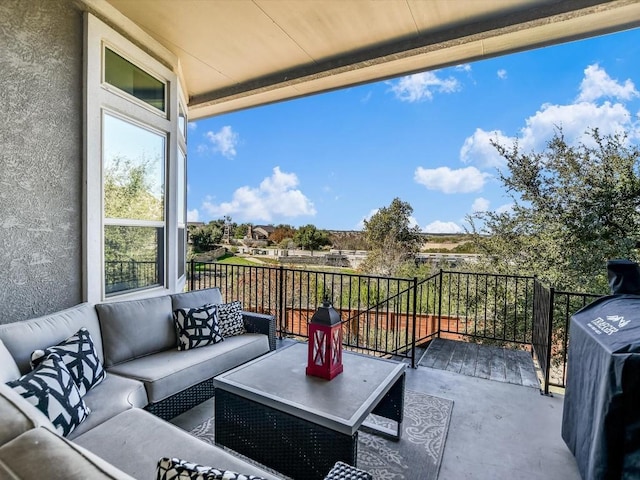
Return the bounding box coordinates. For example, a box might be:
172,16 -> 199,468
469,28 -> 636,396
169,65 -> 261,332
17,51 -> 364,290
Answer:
531,280 -> 604,394
105,260 -> 159,295
188,260 -> 600,390
532,279 -> 554,395
189,261 -> 440,367
548,289 -> 602,391
437,271 -> 536,346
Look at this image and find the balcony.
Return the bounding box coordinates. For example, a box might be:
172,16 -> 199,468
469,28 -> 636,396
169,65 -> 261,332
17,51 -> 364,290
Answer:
169,261 -> 596,478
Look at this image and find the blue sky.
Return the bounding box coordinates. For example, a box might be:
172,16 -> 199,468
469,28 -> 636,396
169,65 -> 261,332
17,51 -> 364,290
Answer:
187,27 -> 640,233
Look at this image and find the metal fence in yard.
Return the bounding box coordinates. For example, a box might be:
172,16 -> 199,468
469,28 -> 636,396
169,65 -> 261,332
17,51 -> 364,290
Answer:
188,260 -> 600,392
533,284 -> 602,394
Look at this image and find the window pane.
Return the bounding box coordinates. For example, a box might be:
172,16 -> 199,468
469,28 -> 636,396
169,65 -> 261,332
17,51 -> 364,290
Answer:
177,149 -> 185,225
103,113 -> 165,221
104,225 -> 164,295
178,227 -> 185,278
177,147 -> 186,278
104,47 -> 165,111
178,106 -> 187,138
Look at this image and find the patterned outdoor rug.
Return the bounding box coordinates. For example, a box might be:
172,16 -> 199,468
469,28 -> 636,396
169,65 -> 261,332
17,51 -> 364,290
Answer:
189,390 -> 453,480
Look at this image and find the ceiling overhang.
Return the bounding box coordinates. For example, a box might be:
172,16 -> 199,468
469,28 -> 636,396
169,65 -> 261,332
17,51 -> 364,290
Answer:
88,0 -> 640,119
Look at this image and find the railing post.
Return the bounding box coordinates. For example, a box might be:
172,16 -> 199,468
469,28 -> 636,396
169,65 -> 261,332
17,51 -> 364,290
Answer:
411,277 -> 418,368
544,286 -> 555,396
437,269 -> 443,338
278,265 -> 285,339
189,259 -> 195,291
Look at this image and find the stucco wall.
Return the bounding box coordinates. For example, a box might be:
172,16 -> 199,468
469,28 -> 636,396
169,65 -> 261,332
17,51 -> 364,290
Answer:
0,0 -> 84,323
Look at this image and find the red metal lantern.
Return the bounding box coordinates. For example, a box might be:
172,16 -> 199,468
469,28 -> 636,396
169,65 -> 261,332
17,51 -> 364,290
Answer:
306,299 -> 343,380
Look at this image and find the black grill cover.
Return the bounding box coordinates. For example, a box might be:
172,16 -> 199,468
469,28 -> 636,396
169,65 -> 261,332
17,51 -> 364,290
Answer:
607,259 -> 640,295
561,292 -> 640,479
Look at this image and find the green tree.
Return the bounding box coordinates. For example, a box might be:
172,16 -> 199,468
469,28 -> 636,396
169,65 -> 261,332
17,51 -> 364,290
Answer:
190,222 -> 223,252
360,198 -> 423,276
294,224 -> 330,251
278,237 -> 295,249
330,231 -> 368,251
103,155 -> 163,264
234,223 -> 250,239
206,218 -> 226,230
104,155 -> 163,222
469,128 -> 640,292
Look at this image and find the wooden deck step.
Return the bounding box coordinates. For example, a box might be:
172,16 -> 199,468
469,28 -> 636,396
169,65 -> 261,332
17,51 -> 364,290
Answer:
419,338 -> 540,389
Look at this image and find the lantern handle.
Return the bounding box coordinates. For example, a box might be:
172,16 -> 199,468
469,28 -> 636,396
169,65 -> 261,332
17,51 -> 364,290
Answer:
322,291 -> 332,306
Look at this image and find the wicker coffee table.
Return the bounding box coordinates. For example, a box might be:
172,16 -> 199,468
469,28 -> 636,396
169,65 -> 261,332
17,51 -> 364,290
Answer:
213,342 -> 406,480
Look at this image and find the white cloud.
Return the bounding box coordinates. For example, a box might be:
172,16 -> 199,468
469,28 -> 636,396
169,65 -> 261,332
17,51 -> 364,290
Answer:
461,65 -> 640,168
462,96 -> 637,168
456,64 -> 472,72
577,64 -> 638,102
472,197 -> 490,212
205,126 -> 239,159
388,71 -> 460,102
495,203 -> 514,214
519,101 -> 634,150
414,166 -> 490,194
201,167 -> 315,222
424,220 -> 463,234
356,208 -> 379,229
187,209 -> 199,222
497,69 -> 507,79
188,122 -> 197,131
460,128 -> 515,168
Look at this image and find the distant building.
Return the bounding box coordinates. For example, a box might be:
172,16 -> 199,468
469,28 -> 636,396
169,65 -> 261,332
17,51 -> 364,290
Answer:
247,225 -> 275,241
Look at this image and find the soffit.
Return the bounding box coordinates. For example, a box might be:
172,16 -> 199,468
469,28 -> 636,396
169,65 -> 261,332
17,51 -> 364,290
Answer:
101,0 -> 640,119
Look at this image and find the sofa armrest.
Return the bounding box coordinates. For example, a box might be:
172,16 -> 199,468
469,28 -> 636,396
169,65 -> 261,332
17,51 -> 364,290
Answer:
242,312 -> 276,351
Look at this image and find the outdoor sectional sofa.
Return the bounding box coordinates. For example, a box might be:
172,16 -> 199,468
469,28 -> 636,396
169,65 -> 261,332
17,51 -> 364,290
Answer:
0,287 -> 282,479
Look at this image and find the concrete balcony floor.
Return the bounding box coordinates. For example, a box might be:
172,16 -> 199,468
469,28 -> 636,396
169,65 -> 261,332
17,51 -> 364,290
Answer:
171,341 -> 581,480
406,364 -> 579,480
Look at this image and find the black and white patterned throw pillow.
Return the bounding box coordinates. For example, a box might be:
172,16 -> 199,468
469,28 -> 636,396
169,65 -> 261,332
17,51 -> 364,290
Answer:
325,461 -> 374,480
173,304 -> 224,351
31,327 -> 106,396
7,353 -> 90,437
216,301 -> 246,337
157,458 -> 266,480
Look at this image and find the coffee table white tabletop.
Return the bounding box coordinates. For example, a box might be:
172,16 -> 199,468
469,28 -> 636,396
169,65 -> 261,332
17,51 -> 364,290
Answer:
213,342 -> 406,436
213,342 -> 406,479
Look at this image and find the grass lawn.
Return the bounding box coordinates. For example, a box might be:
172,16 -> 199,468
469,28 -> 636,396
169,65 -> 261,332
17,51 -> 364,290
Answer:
215,255 -> 264,266
195,252 -> 358,274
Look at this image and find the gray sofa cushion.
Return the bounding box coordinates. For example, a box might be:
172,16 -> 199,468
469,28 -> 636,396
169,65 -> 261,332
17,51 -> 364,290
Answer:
171,288 -> 223,310
0,303 -> 104,374
73,408 -> 282,480
96,296 -> 175,367
0,427 -> 135,480
0,339 -> 20,383
67,372 -> 148,440
0,383 -> 55,446
107,334 -> 270,403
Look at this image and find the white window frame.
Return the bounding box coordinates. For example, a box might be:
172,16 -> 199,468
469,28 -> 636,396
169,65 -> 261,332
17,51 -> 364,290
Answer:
176,93 -> 188,283
84,13 -> 185,303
